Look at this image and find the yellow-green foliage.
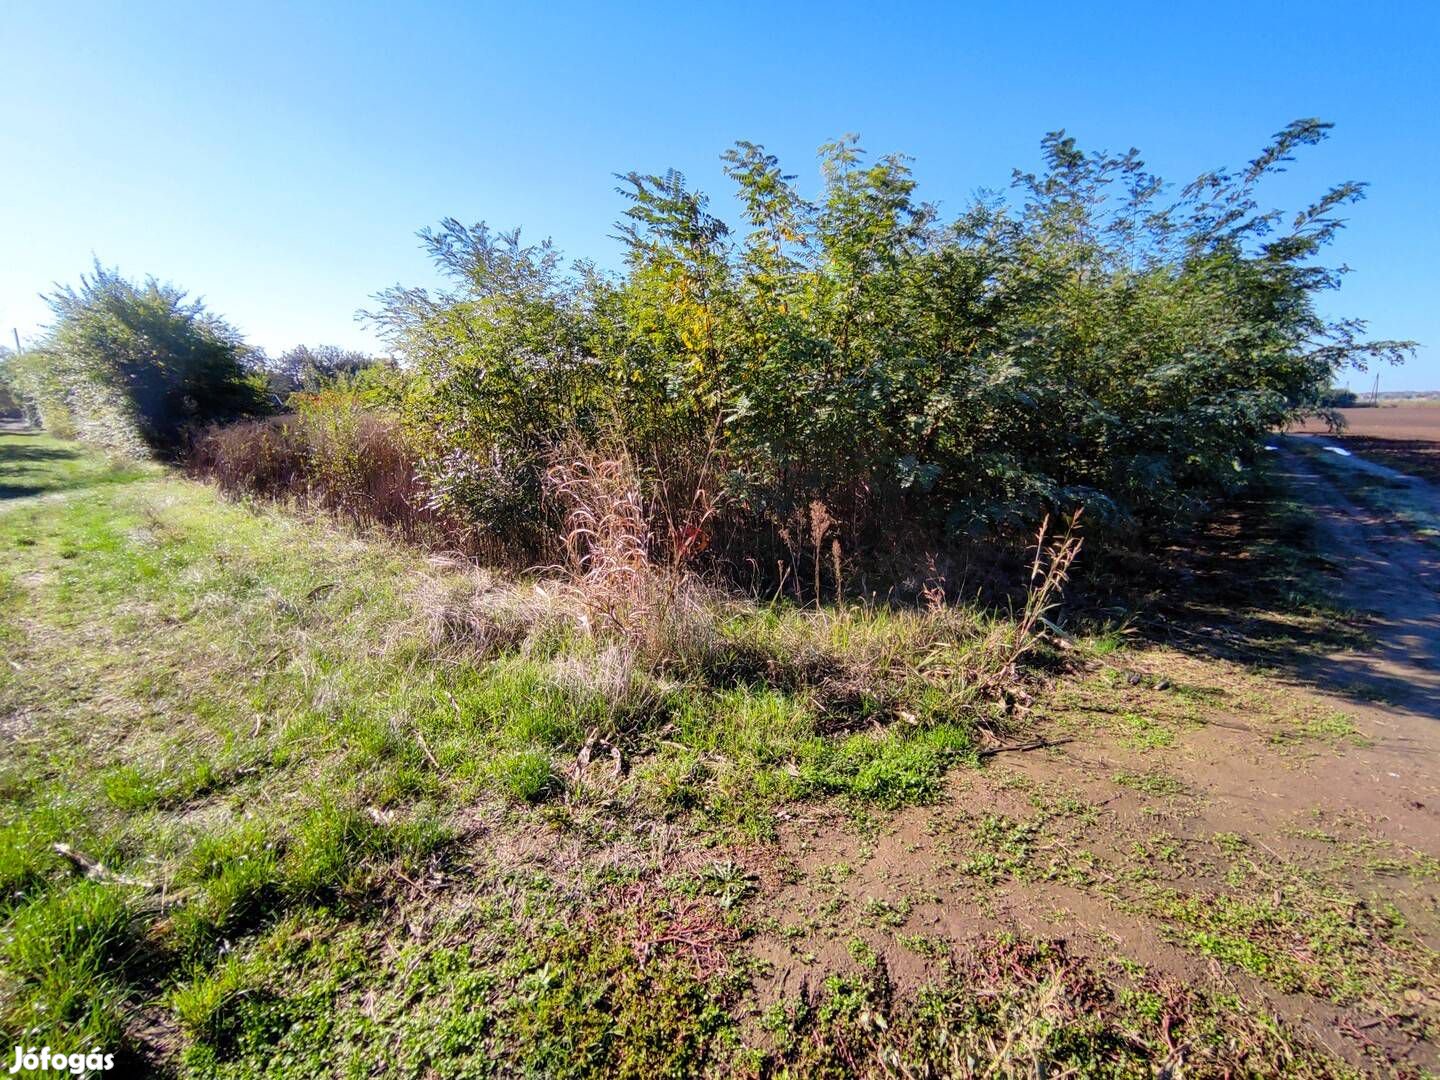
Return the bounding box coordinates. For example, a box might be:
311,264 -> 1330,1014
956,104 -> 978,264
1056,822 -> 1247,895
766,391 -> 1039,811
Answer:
371,121 -> 1410,555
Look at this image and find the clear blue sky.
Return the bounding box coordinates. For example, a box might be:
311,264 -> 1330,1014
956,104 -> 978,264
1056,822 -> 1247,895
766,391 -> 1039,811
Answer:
3,1 -> 1436,389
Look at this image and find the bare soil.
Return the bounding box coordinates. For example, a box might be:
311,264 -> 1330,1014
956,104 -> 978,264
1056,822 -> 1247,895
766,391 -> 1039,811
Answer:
1292,407 -> 1440,483
745,444 -> 1440,1074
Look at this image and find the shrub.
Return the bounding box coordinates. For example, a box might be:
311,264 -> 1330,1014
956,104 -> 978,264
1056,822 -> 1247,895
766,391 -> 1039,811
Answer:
0,348 -> 24,419
190,392 -> 475,551
21,262 -> 267,455
256,344 -> 397,401
368,121 -> 1410,580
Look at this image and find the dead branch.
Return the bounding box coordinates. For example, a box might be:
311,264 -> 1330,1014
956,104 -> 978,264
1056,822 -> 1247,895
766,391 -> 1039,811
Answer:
53,843 -> 155,888
977,737 -> 1075,759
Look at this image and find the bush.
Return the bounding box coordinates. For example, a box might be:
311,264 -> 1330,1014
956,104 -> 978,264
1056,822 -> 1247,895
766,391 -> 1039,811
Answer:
256,344 -> 391,400
0,348 -> 24,419
190,390 -> 474,551
16,262 -> 267,455
1317,386 -> 1359,408
367,121 -> 1410,578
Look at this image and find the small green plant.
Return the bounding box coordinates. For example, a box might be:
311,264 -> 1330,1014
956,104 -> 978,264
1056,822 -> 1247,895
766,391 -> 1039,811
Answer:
170,954 -> 250,1042
1117,712 -> 1174,750
1113,771 -> 1188,798
698,860 -> 757,909
494,749 -> 556,804
1272,710 -> 1370,747
961,815 -> 1039,883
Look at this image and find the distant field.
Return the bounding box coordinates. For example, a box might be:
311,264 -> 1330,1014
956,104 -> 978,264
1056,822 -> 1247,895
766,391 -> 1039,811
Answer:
1292,404 -> 1440,439
1290,405 -> 1440,482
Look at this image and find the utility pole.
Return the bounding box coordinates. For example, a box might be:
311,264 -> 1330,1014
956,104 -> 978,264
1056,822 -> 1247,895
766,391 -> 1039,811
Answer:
10,329 -> 18,354
1372,373 -> 1381,406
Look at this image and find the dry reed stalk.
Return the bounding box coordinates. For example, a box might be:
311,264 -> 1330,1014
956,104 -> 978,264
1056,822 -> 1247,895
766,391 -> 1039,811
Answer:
977,510 -> 1085,698
544,442 -> 714,666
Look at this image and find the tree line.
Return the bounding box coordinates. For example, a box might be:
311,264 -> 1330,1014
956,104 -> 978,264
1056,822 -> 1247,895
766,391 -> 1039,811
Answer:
1,120 -> 1411,578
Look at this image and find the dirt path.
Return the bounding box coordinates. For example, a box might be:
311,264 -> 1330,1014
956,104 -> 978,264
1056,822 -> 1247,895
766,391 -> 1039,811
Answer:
1275,436 -> 1440,717
746,445 -> 1440,1074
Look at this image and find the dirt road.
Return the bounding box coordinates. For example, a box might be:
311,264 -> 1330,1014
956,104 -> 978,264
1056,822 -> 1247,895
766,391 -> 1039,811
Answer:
1277,435 -> 1440,715
751,438 -> 1440,1074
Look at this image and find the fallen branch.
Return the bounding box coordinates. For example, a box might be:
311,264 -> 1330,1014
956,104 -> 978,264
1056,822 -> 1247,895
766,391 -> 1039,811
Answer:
575,727 -> 626,777
53,843 -> 154,888
977,737 -> 1075,759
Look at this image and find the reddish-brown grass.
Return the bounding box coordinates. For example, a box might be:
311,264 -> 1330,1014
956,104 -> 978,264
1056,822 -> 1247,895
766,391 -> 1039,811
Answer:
189,413 -> 476,550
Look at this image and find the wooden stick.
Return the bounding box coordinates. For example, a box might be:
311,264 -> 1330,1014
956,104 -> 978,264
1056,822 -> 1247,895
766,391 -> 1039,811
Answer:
977,737 -> 1074,759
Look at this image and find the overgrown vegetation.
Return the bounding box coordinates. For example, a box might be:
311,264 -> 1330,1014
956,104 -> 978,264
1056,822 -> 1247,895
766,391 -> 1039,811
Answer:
0,432 -> 1046,1061
356,120 -> 1410,579
187,391 -> 465,549
3,430 -> 1434,1075
7,264 -> 267,455
1,119 -> 1428,1078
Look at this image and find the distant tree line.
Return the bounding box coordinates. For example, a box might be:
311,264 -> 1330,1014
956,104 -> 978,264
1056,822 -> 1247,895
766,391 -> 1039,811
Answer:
0,265 -> 393,454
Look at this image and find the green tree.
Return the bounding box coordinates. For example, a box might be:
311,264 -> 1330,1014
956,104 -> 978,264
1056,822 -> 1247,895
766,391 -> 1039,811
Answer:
371,120 -> 1413,566
34,263 -> 266,454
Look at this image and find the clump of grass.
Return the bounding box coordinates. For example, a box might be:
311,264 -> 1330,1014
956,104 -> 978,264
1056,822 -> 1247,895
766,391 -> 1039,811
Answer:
799,724 -> 975,807
414,560 -> 566,658
99,755 -> 229,811
494,749 -> 557,803
547,643 -> 669,725
1113,770 -> 1188,798
168,822 -> 281,956
0,880 -> 138,1050
280,801 -> 447,901
0,814 -> 73,907
547,442 -> 719,670
4,879 -> 135,981
170,952 -> 250,1045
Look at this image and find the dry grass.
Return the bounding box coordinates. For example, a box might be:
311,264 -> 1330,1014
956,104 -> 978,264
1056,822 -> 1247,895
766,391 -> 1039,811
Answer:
982,512 -> 1084,689
546,443 -> 718,669
189,410 -> 473,550
405,505 -> 1085,744
413,558 -> 566,658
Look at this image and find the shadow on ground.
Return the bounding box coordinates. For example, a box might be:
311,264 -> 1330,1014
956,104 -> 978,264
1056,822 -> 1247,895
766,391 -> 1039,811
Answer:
0,430 -> 83,501
1143,443 -> 1440,719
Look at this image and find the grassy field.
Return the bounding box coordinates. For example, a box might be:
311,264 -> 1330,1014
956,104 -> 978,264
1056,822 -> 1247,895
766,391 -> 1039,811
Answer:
2,428 -> 1437,1077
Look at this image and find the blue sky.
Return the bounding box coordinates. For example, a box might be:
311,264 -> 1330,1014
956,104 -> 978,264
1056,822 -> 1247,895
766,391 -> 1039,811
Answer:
3,1 -> 1436,389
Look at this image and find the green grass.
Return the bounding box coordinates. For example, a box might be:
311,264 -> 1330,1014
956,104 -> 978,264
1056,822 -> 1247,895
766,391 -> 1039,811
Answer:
761,936 -> 1351,1078
0,427 -> 154,502
1270,709 -> 1371,747
0,431 -> 1000,1067
1112,770 -> 1189,798
0,431 -> 1405,1075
